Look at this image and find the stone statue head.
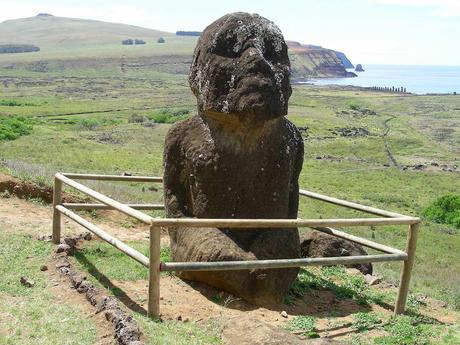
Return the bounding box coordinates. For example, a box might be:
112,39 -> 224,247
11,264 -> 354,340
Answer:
189,12 -> 292,125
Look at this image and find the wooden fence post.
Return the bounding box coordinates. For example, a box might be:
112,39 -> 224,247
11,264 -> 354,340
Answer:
148,224 -> 161,319
394,222 -> 419,315
52,176 -> 62,244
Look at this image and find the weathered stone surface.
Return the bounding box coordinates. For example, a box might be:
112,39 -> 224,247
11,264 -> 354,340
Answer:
164,12 -> 303,305
300,231 -> 373,275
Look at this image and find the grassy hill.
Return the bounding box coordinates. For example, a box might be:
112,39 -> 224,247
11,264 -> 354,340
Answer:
0,13 -> 172,48
0,14 -> 353,79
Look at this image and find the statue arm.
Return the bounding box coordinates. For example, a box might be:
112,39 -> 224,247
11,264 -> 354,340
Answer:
163,130 -> 188,218
288,138 -> 304,219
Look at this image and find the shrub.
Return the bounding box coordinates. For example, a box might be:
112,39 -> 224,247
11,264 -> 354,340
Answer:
147,108 -> 190,124
134,39 -> 146,45
157,37 -> 165,43
75,117 -> 122,130
0,99 -> 37,106
122,39 -> 134,45
423,194 -> 460,228
0,116 -> 33,141
347,101 -> 361,110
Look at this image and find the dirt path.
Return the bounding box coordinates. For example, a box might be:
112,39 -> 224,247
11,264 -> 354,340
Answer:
382,116 -> 400,169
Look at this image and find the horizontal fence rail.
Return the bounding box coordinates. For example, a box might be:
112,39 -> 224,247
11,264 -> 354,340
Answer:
299,189 -> 410,219
62,203 -> 165,210
160,253 -> 407,272
52,172 -> 419,319
150,217 -> 419,228
56,205 -> 149,267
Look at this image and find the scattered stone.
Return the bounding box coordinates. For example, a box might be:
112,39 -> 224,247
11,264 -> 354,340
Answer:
364,274 -> 381,286
40,265 -> 48,271
280,311 -> 288,318
37,234 -> 52,242
330,127 -> 370,137
82,232 -> 92,241
55,258 -> 70,269
20,276 -> 34,287
55,243 -> 72,255
177,315 -> 182,321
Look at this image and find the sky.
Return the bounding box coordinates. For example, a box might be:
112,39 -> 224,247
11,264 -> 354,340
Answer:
1,0 -> 459,66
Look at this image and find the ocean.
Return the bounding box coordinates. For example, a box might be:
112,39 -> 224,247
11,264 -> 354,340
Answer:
308,64 -> 460,95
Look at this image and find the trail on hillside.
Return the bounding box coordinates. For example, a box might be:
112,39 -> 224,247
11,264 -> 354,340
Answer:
382,116 -> 400,168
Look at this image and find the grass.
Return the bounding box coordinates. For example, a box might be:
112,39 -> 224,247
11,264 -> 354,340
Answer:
0,232 -> 97,345
0,48 -> 459,343
285,266 -> 392,307
285,315 -> 319,338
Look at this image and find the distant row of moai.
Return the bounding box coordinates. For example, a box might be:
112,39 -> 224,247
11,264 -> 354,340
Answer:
367,86 -> 407,93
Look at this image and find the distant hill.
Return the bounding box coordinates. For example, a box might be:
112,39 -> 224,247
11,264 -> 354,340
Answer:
286,41 -> 356,79
0,14 -> 355,80
0,14 -> 171,48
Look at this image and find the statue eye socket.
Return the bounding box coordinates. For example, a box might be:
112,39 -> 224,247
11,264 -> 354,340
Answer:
212,35 -> 240,58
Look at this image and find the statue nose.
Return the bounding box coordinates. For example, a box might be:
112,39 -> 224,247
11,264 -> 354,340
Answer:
241,46 -> 273,74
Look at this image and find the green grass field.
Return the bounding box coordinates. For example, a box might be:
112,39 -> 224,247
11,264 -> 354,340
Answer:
1,31 -> 459,343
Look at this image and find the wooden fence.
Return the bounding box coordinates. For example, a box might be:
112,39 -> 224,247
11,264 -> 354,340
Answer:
52,172 -> 419,319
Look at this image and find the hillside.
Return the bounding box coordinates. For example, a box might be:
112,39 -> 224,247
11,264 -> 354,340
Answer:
0,13 -> 172,48
287,41 -> 356,80
0,14 -> 355,80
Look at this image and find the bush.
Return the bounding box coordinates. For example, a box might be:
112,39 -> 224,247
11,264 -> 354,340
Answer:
75,118 -> 122,130
347,101 -> 361,110
147,108 -> 190,124
157,37 -> 165,43
423,194 -> 460,228
0,99 -> 37,106
122,39 -> 134,45
134,39 -> 146,45
0,116 -> 33,141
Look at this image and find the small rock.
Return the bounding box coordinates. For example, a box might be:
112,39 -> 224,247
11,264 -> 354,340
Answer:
82,232 -> 92,241
177,315 -> 182,321
55,258 -> 70,268
37,234 -> 52,242
345,268 -> 361,276
280,311 -> 288,318
365,274 -> 381,286
40,265 -> 48,271
55,243 -> 71,254
20,276 -> 34,287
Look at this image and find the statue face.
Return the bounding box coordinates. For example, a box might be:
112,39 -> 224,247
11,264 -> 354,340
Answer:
189,12 -> 292,124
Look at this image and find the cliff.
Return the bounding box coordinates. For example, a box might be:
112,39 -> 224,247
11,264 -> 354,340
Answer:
287,41 -> 356,80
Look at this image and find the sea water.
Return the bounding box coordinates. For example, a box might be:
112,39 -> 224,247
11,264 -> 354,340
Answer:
309,64 -> 460,95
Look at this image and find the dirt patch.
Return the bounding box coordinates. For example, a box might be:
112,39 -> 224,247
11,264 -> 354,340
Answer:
0,172 -> 81,203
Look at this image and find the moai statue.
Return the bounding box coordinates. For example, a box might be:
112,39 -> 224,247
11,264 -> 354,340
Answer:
163,12 -> 303,305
